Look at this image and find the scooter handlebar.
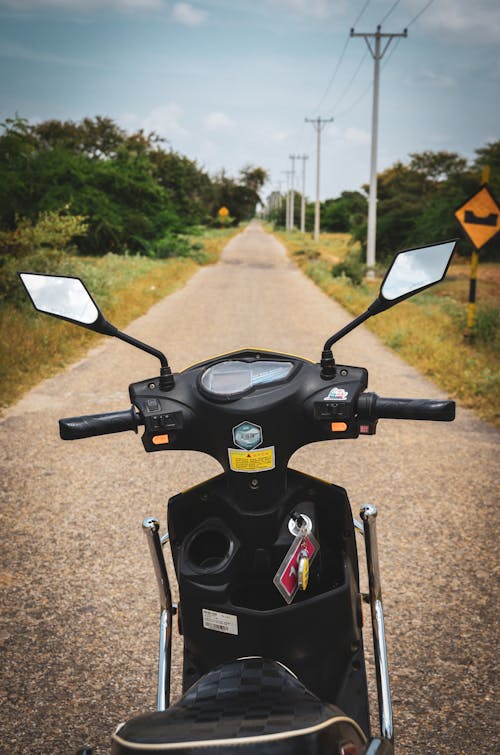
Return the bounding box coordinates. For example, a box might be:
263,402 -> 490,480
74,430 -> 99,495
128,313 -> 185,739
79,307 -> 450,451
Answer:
357,393 -> 455,422
59,407 -> 141,440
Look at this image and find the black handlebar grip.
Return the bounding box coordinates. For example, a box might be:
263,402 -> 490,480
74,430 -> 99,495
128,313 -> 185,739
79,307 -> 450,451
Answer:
358,393 -> 455,422
59,407 -> 140,440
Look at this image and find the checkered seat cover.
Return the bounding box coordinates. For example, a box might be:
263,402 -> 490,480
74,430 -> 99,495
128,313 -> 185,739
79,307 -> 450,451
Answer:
111,657 -> 367,754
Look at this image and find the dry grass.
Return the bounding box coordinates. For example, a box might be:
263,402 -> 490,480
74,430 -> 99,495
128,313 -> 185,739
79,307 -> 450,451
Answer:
0,229 -> 235,412
275,230 -> 499,427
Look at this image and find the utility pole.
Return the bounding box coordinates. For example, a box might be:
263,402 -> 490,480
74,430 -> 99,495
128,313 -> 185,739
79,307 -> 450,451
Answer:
351,25 -> 407,276
297,154 -> 309,232
305,117 -> 333,241
282,170 -> 292,230
288,154 -> 297,230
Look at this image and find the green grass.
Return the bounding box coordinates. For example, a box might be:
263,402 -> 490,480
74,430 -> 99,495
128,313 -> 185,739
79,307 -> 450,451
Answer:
275,230 -> 500,427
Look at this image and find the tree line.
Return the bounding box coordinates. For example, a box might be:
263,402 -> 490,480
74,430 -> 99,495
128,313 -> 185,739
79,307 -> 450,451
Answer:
0,115 -> 268,258
269,140 -> 500,262
1,113 -> 498,276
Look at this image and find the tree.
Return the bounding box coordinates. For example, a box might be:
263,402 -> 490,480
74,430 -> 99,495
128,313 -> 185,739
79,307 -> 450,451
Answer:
322,191 -> 367,233
239,165 -> 268,194
409,151 -> 468,182
472,140 -> 500,256
210,168 -> 268,224
151,149 -> 212,227
0,116 -> 37,228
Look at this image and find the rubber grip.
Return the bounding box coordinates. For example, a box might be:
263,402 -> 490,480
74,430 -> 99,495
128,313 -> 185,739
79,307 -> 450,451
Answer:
358,393 -> 455,422
59,407 -> 139,440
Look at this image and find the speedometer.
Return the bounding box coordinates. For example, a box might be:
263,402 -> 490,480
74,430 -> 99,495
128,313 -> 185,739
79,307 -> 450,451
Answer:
200,360 -> 294,399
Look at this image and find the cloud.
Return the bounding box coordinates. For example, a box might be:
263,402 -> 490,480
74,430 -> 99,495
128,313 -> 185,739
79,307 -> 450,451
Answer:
0,37 -> 102,67
269,130 -> 288,143
270,0 -> 345,19
171,2 -> 207,27
343,127 -> 370,146
408,0 -> 500,43
139,103 -> 187,138
410,68 -> 456,88
204,111 -> 234,130
0,0 -> 165,9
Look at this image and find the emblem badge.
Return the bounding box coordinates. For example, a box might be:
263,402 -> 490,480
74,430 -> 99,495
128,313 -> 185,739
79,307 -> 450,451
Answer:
232,421 -> 263,451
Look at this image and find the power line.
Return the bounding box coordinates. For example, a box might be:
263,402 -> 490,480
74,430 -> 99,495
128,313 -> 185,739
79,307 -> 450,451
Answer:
379,0 -> 401,26
407,0 -> 435,28
335,79 -> 373,119
328,49 -> 369,116
312,0 -> 371,118
353,0 -> 371,28
314,35 -> 351,113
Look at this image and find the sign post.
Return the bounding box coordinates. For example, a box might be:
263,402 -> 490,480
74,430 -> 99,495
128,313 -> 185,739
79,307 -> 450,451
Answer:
454,167 -> 499,335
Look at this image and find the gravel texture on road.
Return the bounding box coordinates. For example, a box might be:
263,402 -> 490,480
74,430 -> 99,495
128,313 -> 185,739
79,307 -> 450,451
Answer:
1,223 -> 498,754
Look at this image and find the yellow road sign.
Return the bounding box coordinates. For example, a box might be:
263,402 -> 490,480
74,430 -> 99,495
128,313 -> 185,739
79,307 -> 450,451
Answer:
454,185 -> 500,250
218,206 -> 229,217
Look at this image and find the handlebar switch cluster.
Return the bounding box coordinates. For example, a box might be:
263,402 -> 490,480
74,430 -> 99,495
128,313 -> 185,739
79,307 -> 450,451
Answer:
145,411 -> 184,433
314,401 -> 352,421
140,410 -> 184,450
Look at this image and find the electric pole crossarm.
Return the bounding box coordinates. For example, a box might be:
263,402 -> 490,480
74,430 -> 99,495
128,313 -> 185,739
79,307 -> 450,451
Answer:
350,26 -> 407,59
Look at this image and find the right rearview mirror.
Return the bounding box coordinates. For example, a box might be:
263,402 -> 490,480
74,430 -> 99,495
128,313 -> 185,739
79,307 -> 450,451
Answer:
380,239 -> 457,304
321,239 -> 458,371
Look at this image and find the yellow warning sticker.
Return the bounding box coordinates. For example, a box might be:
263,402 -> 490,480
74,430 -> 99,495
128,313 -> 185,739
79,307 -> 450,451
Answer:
228,446 -> 275,473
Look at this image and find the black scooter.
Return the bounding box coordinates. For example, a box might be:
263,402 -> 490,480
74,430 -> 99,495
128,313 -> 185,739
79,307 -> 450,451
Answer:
19,238 -> 458,754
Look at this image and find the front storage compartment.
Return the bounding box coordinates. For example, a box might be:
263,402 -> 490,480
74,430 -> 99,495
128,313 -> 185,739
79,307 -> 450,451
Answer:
167,468 -> 370,736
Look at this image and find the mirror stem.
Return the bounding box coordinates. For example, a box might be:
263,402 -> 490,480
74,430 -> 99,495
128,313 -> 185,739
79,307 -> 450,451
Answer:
321,300 -> 385,378
324,308 -> 372,350
107,325 -> 175,391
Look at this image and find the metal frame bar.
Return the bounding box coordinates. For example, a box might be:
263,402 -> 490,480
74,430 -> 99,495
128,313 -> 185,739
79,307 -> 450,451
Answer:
359,504 -> 394,744
142,517 -> 175,711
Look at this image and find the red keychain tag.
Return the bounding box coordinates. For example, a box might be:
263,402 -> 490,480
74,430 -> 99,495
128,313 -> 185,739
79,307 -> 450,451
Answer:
273,531 -> 319,604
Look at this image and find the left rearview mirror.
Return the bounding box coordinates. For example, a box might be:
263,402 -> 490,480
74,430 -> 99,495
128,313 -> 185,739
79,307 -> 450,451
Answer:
18,272 -> 102,328
18,271 -> 176,390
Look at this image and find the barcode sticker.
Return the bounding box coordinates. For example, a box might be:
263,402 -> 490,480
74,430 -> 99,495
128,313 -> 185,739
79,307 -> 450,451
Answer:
202,609 -> 238,635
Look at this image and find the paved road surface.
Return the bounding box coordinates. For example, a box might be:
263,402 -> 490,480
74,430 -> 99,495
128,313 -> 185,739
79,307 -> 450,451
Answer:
1,223 -> 498,753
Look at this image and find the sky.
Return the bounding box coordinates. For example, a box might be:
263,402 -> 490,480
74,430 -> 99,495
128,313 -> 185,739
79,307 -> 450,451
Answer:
1,0 -> 499,203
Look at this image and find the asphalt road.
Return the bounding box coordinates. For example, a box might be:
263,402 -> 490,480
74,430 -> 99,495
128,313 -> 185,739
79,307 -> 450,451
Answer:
1,223 -> 498,754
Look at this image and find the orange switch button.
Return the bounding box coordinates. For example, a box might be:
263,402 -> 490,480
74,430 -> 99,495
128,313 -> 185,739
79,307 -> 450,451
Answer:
152,434 -> 169,445
331,422 -> 348,432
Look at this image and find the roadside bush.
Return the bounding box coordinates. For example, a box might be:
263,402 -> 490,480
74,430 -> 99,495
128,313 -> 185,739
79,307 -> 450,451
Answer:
474,306 -> 499,348
331,246 -> 366,285
147,233 -> 208,264
0,209 -> 88,304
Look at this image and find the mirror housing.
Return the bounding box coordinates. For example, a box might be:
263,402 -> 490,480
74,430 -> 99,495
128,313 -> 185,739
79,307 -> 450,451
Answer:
320,239 -> 458,377
18,272 -> 175,390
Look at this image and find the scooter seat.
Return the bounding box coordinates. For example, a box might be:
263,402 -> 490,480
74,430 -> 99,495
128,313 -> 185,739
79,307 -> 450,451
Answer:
111,657 -> 367,754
